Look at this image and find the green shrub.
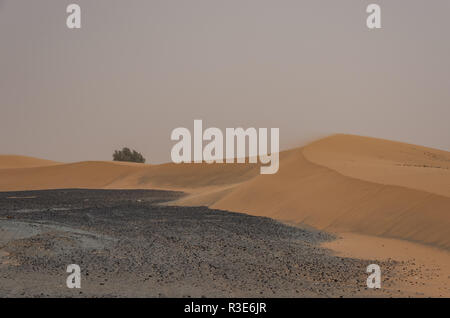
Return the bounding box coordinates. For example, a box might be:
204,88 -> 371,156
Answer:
113,147 -> 146,163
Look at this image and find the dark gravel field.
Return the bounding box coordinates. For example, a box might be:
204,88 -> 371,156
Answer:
0,189 -> 400,297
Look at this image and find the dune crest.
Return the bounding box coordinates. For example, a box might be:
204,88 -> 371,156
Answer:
0,155 -> 61,169
303,134 -> 450,197
0,159 -> 258,192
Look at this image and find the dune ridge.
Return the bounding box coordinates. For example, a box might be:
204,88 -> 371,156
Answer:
1,134 -> 449,250
0,155 -> 61,169
0,159 -> 258,193
303,134 -> 450,197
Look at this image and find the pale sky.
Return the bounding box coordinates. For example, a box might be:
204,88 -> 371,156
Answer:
1,0 -> 449,163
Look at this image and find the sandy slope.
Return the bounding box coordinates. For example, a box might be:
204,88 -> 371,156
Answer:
0,159 -> 258,193
0,161 -> 143,191
0,155 -> 61,169
303,134 -> 450,197
207,147 -> 450,250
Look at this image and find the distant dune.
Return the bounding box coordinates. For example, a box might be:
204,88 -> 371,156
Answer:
1,134 -> 450,250
0,155 -> 61,169
0,159 -> 258,192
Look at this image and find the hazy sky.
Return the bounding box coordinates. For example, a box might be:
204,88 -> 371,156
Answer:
1,0 -> 449,163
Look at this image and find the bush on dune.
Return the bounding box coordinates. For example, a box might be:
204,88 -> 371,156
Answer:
113,147 -> 146,163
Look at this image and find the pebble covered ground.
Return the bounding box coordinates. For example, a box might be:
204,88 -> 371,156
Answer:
0,189 -> 402,297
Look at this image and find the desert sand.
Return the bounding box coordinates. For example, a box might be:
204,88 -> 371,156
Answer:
0,155 -> 61,169
1,134 -> 449,296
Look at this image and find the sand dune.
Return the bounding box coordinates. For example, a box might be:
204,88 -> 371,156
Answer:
0,159 -> 258,193
1,135 -> 449,250
209,148 -> 450,249
0,155 -> 61,169
0,161 -> 143,191
179,135 -> 450,249
303,134 -> 450,197
106,161 -> 259,192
